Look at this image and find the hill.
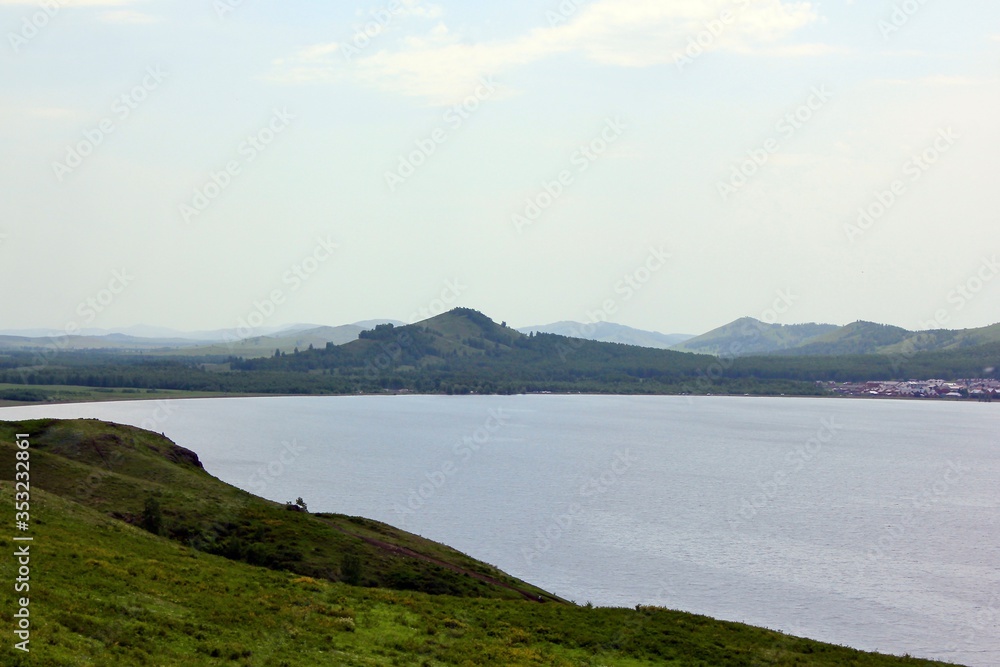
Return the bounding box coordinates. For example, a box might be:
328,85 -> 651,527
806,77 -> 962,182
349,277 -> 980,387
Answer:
0,419 -> 957,666
519,321 -> 692,349
167,325 -> 367,358
673,317 -> 1000,358
0,334 -> 208,352
774,321 -> 912,356
670,318 -> 839,356
232,308 -> 820,395
0,321 -> 407,359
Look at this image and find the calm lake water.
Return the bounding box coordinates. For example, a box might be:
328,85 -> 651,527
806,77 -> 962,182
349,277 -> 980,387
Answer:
3,395 -> 998,666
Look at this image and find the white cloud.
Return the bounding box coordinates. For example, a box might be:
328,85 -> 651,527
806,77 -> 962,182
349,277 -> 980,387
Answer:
101,10 -> 160,24
876,75 -> 998,87
394,0 -> 443,19
268,0 -> 826,105
0,0 -> 139,5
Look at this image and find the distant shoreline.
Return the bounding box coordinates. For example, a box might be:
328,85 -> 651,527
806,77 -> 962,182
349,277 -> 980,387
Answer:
1,386 -> 995,409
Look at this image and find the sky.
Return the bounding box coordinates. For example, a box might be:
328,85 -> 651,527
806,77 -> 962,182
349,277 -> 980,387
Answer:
1,0 -> 999,337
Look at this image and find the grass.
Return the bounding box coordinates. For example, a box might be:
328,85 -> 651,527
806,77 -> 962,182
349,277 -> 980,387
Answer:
0,419 -> 962,666
0,383 -> 242,406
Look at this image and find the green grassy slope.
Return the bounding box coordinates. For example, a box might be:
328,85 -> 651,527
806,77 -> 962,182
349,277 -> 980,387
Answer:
0,419 -> 551,601
678,317 -> 1000,359
670,319 -> 838,356
0,419 -> 960,666
782,322 -> 913,356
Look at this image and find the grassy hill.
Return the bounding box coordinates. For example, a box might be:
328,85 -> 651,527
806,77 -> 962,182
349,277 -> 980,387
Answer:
0,419 -> 958,666
674,317 -> 1000,359
233,309 -> 823,395
2,309 -> 999,398
777,322 -> 912,356
670,318 -> 838,356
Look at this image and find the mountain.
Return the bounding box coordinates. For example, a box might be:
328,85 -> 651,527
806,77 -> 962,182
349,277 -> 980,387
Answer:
673,316 -> 1000,359
774,321 -> 1000,357
518,321 -> 693,349
0,320 -> 407,358
0,419 -> 946,666
775,321 -> 912,356
0,325 -> 288,340
670,318 -> 839,356
228,308 -> 824,396
170,325 -> 368,358
352,318 -> 407,329
0,333 -> 208,352
880,322 -> 1000,354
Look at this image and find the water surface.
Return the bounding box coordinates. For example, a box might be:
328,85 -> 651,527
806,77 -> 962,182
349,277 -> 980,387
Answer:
3,395 -> 997,665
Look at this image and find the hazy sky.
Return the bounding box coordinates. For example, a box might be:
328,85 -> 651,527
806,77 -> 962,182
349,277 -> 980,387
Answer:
2,1 -> 999,336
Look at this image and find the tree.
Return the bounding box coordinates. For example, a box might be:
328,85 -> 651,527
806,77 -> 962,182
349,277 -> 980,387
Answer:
341,552 -> 363,585
141,496 -> 163,535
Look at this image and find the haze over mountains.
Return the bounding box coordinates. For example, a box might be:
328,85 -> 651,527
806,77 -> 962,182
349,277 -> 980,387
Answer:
3,314 -> 1000,359
673,318 -> 1000,357
517,321 -> 693,349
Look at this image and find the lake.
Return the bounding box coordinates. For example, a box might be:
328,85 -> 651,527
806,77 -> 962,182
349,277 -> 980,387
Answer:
2,394 -> 997,666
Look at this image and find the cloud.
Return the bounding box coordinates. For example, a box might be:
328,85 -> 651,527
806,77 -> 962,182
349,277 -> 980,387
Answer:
268,0 -> 825,105
0,0 -> 139,5
101,10 -> 160,24
876,75 -> 998,87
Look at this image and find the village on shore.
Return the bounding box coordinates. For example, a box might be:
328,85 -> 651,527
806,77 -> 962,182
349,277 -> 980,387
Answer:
821,378 -> 999,400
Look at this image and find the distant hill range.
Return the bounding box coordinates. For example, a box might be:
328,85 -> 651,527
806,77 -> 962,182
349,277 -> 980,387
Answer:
5,308 -> 999,395
4,313 -> 1000,360
0,320 -> 405,357
670,317 -> 1000,357
669,318 -> 837,356
518,321 -> 692,349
